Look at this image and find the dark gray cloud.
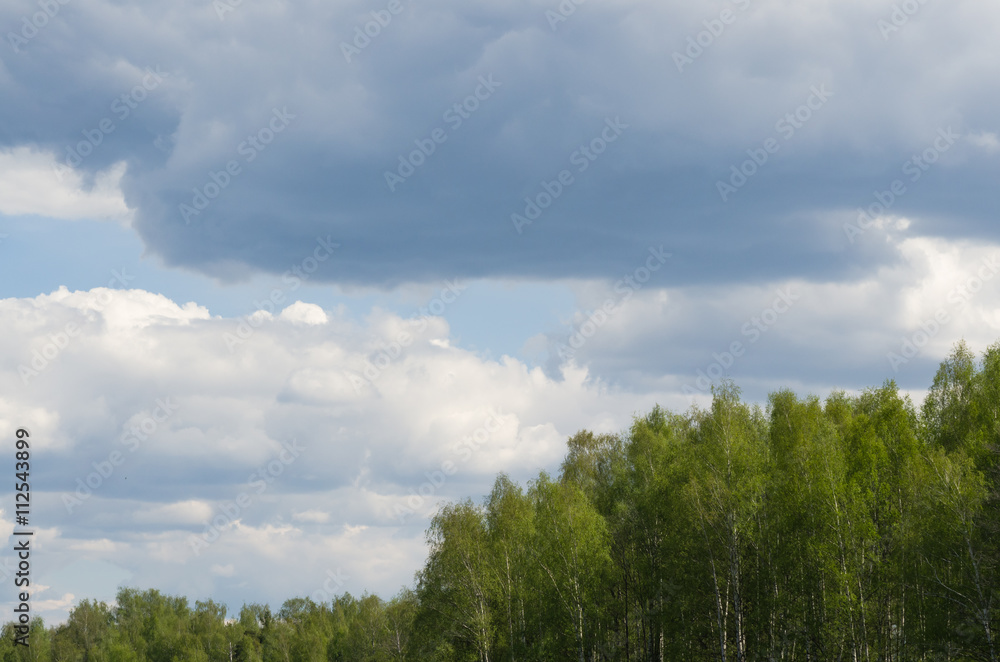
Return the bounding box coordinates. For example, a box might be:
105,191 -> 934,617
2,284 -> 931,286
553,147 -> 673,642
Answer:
3,0 -> 999,288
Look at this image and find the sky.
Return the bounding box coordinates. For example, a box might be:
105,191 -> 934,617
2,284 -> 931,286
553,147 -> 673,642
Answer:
2,0 -> 1000,625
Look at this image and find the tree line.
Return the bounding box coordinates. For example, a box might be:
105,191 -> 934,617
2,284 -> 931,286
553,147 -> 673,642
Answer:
0,589 -> 417,661
3,340 -> 998,660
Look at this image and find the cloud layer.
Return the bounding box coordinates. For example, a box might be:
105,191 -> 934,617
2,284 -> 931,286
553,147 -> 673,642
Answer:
3,0 -> 1000,286
2,226 -> 999,621
0,285 -> 676,621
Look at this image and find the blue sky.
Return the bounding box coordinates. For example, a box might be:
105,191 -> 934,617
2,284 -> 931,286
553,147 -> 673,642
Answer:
2,0 -> 1000,625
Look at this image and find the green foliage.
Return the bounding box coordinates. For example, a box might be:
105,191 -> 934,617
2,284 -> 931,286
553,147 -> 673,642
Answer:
406,342 -> 1000,661
6,340 -> 1000,661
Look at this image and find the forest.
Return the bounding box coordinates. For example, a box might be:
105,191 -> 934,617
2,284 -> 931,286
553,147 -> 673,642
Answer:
3,340 -> 998,661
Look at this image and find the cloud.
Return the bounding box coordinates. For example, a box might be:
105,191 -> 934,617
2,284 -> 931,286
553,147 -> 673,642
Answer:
133,500 -> 214,525
292,509 -> 331,524
3,0 -> 1000,286
68,539 -> 117,553
2,225 -> 999,623
967,131 -> 1000,152
0,284 -> 679,622
527,231 -> 1000,402
210,563 -> 235,577
279,301 -> 328,325
33,593 -> 77,613
0,147 -> 131,222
